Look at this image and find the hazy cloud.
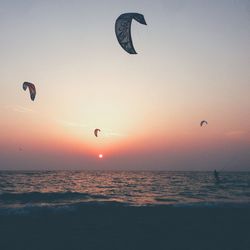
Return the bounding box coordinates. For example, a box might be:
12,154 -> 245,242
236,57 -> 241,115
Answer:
56,119 -> 89,128
103,131 -> 125,138
225,130 -> 249,139
6,105 -> 34,114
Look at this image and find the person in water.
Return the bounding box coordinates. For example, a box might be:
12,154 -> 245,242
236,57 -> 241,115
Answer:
214,169 -> 220,183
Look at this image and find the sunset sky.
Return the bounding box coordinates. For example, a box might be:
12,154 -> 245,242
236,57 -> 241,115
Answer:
0,0 -> 250,170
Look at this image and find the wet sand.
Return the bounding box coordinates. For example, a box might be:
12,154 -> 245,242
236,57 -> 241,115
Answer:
0,206 -> 249,250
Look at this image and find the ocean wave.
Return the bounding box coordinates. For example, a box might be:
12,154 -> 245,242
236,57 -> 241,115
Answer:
154,197 -> 178,202
173,201 -> 250,208
1,171 -> 250,210
1,200 -> 250,216
0,200 -> 129,215
0,191 -> 108,203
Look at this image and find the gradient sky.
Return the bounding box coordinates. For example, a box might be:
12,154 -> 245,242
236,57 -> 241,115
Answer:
0,0 -> 250,170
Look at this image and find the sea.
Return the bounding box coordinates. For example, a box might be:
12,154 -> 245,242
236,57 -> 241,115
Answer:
0,171 -> 249,214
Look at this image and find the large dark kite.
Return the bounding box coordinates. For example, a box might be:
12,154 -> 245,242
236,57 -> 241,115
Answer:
115,13 -> 147,54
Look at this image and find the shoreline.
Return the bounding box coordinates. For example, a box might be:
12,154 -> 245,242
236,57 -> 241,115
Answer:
0,205 -> 249,250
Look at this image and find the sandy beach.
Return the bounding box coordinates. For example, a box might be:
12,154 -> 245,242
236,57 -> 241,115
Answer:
0,205 -> 249,250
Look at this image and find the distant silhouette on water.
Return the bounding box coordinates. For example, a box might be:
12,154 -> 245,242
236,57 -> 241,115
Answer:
214,169 -> 220,183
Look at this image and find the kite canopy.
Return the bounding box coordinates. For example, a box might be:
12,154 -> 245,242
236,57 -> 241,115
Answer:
23,82 -> 36,101
115,13 -> 147,54
200,120 -> 208,127
94,129 -> 101,137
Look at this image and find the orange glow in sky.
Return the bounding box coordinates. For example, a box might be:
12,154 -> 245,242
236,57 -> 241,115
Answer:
0,1 -> 250,170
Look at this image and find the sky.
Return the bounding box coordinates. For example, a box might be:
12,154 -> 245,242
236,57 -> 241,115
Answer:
0,0 -> 250,170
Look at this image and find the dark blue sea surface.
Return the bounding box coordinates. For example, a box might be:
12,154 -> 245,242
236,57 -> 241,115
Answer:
0,171 -> 249,213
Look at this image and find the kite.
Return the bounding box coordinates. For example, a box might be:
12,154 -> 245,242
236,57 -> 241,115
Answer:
200,120 -> 208,127
94,129 -> 101,137
23,82 -> 36,101
115,13 -> 147,54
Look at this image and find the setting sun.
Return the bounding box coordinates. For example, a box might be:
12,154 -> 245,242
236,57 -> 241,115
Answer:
98,154 -> 103,159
